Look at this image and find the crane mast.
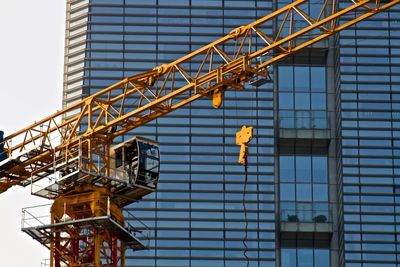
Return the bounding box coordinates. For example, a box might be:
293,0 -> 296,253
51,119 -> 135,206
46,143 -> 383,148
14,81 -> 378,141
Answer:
0,0 -> 398,266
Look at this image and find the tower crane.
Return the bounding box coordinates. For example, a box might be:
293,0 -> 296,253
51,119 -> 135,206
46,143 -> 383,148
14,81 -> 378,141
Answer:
0,0 -> 398,266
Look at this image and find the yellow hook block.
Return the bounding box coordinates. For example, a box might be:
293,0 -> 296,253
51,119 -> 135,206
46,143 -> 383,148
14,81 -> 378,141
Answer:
236,125 -> 253,165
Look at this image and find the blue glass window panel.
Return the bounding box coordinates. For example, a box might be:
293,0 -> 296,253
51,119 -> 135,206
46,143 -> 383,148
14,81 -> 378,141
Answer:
281,201 -> 296,211
362,224 -> 395,232
91,24 -> 123,32
91,7 -> 124,14
311,93 -> 326,110
363,253 -> 396,261
158,9 -> 190,17
192,0 -> 222,7
362,243 -> 396,251
312,156 -> 328,183
313,202 -> 329,219
297,183 -> 312,202
313,184 -> 328,202
89,42 -> 123,50
308,2 -> 323,17
280,156 -> 295,182
295,110 -> 312,129
90,51 -> 123,59
297,203 -> 313,221
279,92 -> 294,109
294,66 -> 310,92
298,248 -> 313,267
362,233 -> 395,242
156,259 -> 189,266
313,116 -> 328,129
280,110 -> 295,128
280,184 -> 295,201
89,60 -> 123,69
311,67 -> 326,92
92,0 -> 123,3
281,248 -> 297,267
158,0 -> 189,5
295,93 -> 310,110
279,66 -> 294,91
314,249 -> 329,267
296,156 -> 312,182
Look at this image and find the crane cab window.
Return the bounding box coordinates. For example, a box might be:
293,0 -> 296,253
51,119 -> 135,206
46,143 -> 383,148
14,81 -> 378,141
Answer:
115,150 -> 123,168
137,142 -> 159,189
111,137 -> 160,190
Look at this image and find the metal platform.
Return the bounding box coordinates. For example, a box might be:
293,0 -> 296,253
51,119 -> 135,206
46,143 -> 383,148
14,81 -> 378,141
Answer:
0,144 -> 51,174
32,169 -> 156,208
21,202 -> 150,255
248,76 -> 272,87
32,168 -> 81,199
22,215 -> 146,251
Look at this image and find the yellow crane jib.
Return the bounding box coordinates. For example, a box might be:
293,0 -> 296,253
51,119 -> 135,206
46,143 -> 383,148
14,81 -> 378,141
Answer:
236,126 -> 253,166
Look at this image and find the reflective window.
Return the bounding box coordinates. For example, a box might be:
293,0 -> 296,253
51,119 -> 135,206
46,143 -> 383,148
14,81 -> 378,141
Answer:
278,65 -> 327,129
339,4 -> 400,266
281,240 -> 330,267
280,155 -> 329,222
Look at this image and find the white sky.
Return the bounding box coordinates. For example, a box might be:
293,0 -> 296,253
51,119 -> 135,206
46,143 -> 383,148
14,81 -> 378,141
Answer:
0,1 -> 66,266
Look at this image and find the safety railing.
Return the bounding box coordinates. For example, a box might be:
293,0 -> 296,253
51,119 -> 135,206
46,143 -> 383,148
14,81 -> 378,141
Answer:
21,203 -> 52,229
30,138 -> 129,198
280,202 -> 332,223
40,259 -> 50,267
123,209 -> 151,248
21,197 -> 112,228
279,111 -> 329,129
21,197 -> 150,246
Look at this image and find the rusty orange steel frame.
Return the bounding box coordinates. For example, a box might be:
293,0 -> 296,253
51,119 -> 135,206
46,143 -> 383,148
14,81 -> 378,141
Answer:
0,0 -> 399,193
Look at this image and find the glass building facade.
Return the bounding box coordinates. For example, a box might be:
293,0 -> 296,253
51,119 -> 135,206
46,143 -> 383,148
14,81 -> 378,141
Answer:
337,3 -> 400,267
63,0 -> 400,266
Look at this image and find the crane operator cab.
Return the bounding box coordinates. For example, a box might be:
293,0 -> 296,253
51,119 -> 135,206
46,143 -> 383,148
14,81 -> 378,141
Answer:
110,137 -> 160,205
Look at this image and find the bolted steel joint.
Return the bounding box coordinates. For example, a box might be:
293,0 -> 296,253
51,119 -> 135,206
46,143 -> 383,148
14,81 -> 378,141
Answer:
153,64 -> 168,75
229,26 -> 247,38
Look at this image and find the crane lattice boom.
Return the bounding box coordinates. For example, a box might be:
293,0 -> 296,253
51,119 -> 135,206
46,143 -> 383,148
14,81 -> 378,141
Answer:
1,0 -> 397,194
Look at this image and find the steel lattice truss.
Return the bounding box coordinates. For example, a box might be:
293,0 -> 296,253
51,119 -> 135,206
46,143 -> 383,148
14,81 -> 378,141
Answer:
0,0 -> 398,193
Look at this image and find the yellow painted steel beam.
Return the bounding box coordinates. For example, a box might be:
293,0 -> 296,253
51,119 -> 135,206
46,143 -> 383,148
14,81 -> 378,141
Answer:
0,0 -> 399,193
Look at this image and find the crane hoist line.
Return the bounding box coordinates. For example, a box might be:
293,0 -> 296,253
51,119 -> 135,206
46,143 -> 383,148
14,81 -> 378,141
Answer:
0,0 -> 398,266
